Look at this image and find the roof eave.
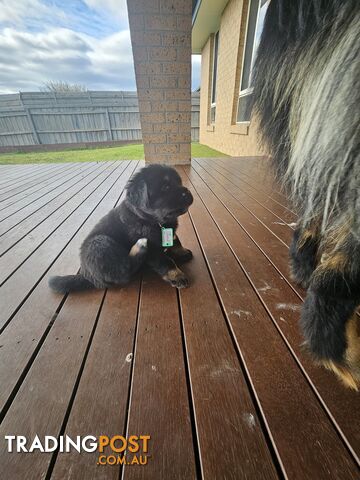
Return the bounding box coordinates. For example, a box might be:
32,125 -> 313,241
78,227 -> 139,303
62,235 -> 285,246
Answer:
192,0 -> 230,53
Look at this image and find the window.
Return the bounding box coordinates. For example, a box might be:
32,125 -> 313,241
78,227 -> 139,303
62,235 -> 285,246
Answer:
210,31 -> 219,124
237,0 -> 269,123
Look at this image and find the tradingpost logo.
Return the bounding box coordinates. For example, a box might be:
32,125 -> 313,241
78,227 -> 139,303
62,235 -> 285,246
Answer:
5,434 -> 151,466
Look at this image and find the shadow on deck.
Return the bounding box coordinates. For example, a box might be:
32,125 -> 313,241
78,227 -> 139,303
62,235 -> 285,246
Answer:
0,158 -> 358,479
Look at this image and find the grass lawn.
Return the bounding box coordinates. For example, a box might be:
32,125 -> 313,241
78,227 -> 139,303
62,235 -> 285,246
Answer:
0,142 -> 228,165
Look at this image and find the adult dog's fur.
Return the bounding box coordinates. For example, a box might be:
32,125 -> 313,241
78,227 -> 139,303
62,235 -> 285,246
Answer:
49,164 -> 193,293
253,0 -> 360,388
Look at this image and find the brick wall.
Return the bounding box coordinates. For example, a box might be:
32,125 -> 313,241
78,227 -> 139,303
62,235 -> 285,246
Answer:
199,0 -> 267,157
127,0 -> 192,165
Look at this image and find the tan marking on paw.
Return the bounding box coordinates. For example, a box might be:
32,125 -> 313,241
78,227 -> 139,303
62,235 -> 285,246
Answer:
162,267 -> 189,288
319,315 -> 360,391
344,314 -> 360,382
321,360 -> 359,391
163,267 -> 183,282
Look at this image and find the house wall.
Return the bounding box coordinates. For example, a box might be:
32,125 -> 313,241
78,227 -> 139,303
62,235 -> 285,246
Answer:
199,0 -> 266,157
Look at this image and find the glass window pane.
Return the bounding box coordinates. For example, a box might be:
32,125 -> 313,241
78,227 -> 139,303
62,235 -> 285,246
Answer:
241,0 -> 269,91
237,93 -> 253,122
211,31 -> 219,104
240,0 -> 260,91
210,105 -> 216,124
249,0 -> 269,85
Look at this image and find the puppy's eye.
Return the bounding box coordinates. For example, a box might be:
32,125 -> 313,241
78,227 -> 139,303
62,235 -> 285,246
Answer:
162,184 -> 170,191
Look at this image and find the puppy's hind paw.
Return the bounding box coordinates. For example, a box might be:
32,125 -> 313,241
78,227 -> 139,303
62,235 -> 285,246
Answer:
129,238 -> 148,257
163,267 -> 189,289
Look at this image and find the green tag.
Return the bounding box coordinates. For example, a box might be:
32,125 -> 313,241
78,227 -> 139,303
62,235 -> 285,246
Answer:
161,227 -> 173,247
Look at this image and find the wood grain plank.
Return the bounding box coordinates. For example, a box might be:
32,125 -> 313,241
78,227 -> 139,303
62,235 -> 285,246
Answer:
214,157 -> 291,208
0,164 -> 50,185
190,161 -> 295,288
176,214 -> 278,478
194,160 -> 293,246
0,162 -> 96,226
122,274 -> 197,480
0,164 -> 79,211
0,163 -> 69,201
182,164 -> 360,463
0,163 -> 102,250
199,158 -> 297,226
0,163 -> 58,188
0,161 -> 118,284
0,287 -> 108,479
50,280 -> 141,480
0,162 -> 137,415
0,161 -> 123,330
179,166 -> 359,478
0,163 -> 115,273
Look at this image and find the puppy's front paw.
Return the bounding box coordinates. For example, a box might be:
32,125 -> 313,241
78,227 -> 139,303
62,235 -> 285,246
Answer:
168,246 -> 193,264
129,238 -> 148,257
163,267 -> 189,289
176,248 -> 193,264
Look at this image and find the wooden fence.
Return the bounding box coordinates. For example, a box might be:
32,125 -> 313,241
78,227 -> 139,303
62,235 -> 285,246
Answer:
0,91 -> 200,147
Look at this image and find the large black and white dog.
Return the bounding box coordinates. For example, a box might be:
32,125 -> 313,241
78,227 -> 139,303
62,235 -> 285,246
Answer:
253,0 -> 360,388
49,164 -> 193,293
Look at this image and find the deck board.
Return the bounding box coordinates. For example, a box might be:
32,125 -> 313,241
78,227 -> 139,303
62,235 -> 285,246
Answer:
177,212 -> 279,479
123,274 -> 197,480
0,164 -> 100,246
0,158 -> 359,479
180,166 -> 359,477
51,280 -> 141,480
193,160 -> 294,245
0,163 -> 121,281
0,163 -> 92,215
0,163 -> 61,189
0,163 -> 69,201
199,158 -> 297,225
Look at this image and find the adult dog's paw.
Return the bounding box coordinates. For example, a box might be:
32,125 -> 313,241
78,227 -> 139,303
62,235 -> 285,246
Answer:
129,238 -> 148,257
163,267 -> 189,289
289,260 -> 313,289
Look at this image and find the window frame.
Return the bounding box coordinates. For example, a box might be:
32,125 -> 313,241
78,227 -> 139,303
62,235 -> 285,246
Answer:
210,30 -> 219,125
237,0 -> 269,124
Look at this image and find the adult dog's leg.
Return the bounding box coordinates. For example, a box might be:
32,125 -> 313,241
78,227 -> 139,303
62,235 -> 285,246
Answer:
167,234 -> 193,264
290,223 -> 319,289
301,230 -> 360,389
146,245 -> 189,288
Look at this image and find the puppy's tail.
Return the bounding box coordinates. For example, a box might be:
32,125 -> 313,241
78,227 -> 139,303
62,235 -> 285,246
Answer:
48,274 -> 94,294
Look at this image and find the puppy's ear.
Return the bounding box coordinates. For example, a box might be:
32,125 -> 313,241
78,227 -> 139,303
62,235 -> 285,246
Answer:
126,173 -> 149,208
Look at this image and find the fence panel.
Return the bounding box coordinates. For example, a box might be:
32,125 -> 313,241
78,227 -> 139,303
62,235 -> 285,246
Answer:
0,91 -> 200,147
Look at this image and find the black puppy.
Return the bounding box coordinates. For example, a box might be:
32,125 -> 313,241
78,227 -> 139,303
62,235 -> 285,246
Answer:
49,164 -> 193,293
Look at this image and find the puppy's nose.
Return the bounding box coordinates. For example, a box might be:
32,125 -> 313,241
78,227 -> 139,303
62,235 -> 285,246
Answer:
181,187 -> 193,205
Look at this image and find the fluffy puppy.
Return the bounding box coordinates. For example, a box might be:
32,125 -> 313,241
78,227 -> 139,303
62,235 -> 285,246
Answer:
253,0 -> 360,388
49,164 -> 193,293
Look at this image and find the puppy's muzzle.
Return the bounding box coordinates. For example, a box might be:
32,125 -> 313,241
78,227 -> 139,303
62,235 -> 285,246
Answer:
181,187 -> 193,207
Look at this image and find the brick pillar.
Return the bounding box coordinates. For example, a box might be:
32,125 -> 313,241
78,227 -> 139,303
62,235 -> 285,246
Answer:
127,0 -> 192,165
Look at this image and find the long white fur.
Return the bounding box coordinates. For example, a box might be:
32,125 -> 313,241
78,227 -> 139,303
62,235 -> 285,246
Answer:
277,11 -> 360,238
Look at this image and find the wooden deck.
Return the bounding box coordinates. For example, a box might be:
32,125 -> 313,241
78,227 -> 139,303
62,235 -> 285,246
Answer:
0,158 -> 359,479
